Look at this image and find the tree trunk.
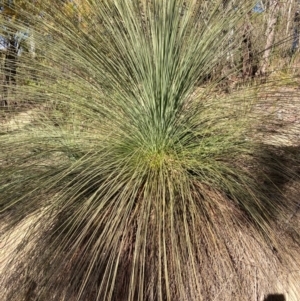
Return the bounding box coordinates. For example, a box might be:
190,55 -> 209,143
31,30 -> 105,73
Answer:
242,22 -> 254,78
285,0 -> 293,35
2,37 -> 18,106
257,0 -> 279,75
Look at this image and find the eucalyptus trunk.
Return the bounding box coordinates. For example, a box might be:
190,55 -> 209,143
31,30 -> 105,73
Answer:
258,0 -> 279,75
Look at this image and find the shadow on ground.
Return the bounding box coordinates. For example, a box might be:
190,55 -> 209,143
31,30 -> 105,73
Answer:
264,293 -> 286,301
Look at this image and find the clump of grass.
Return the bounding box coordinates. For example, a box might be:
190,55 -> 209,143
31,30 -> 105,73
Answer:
1,1 -> 300,300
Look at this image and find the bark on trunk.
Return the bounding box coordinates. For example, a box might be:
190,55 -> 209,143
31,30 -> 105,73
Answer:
257,0 -> 279,75
285,0 -> 293,35
2,37 -> 18,106
242,22 -> 254,78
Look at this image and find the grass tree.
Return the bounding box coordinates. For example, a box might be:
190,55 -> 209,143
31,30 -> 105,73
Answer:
0,0 -> 300,300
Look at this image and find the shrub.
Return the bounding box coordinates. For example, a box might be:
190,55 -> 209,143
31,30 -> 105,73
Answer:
1,1 -> 299,300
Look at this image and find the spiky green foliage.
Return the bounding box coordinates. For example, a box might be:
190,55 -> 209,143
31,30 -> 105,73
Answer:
1,1 -> 300,300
